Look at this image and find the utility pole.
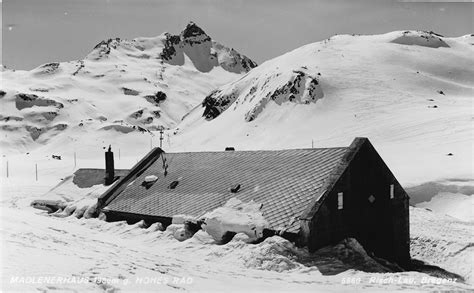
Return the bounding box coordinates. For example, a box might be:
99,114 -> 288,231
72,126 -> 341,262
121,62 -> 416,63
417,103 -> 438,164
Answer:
159,126 -> 164,148
6,161 -> 9,178
35,163 -> 38,181
312,139 -> 314,148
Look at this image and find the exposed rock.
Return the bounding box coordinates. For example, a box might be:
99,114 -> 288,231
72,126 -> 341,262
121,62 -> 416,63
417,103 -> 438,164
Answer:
151,110 -> 161,118
202,70 -> 323,122
90,38 -> 122,60
15,93 -> 63,110
29,87 -> 50,92
160,33 -> 181,61
2,116 -> 23,122
25,125 -> 43,140
129,109 -> 144,119
159,21 -> 257,73
32,62 -> 60,75
122,87 -> 140,96
392,31 -> 450,48
202,90 -> 236,120
39,111 -> 58,121
144,91 -> 167,105
53,123 -> 68,131
181,21 -> 212,45
72,60 -> 85,76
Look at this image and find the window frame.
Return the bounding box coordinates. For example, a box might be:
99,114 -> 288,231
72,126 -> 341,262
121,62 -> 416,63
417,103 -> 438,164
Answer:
337,192 -> 344,210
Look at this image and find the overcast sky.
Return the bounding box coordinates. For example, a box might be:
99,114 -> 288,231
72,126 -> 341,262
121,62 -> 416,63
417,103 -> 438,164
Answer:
1,0 -> 473,70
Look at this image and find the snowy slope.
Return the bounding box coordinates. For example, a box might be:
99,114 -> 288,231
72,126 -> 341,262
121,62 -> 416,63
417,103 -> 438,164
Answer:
175,31 -> 473,185
0,22 -> 256,154
416,191 -> 473,222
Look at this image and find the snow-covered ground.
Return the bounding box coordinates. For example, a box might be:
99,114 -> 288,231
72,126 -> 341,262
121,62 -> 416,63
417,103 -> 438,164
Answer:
1,177 -> 472,292
1,29 -> 473,291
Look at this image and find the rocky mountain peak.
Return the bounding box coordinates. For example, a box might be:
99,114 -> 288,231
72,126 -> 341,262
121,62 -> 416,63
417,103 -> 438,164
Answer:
181,22 -> 209,39
159,21 -> 256,73
180,21 -> 211,45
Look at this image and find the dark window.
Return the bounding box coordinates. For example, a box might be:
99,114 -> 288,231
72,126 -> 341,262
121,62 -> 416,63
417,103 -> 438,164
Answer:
230,184 -> 241,193
168,180 -> 179,189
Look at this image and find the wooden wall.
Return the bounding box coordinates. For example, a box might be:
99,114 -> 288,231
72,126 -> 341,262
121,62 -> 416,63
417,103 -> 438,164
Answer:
304,140 -> 410,266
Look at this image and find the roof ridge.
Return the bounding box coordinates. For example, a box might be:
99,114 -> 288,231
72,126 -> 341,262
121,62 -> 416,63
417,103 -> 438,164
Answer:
161,146 -> 348,154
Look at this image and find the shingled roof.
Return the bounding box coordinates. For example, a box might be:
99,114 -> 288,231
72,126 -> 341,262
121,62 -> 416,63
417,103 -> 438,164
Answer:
100,140 -> 362,233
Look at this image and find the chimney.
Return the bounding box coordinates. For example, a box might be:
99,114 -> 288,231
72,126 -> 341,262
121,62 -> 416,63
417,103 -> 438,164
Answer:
105,145 -> 115,185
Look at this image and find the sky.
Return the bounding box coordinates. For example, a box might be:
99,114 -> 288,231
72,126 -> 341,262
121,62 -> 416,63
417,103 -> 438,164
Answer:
1,0 -> 473,70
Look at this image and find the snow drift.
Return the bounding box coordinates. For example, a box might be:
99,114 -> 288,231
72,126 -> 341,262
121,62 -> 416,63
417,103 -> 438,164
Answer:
201,198 -> 269,243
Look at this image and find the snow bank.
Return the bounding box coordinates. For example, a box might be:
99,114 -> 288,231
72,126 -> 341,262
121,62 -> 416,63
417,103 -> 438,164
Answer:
313,238 -> 393,274
222,235 -> 307,272
51,198 -> 99,219
172,214 -> 197,224
29,170 -> 111,219
410,206 -> 474,284
200,235 -> 393,275
201,198 -> 269,243
416,192 -> 473,222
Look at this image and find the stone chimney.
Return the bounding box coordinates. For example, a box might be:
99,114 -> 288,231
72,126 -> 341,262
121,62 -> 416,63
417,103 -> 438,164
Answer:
105,145 -> 115,185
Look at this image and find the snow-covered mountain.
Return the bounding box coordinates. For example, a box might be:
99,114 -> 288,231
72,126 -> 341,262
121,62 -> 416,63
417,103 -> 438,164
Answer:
176,30 -> 473,185
0,22 -> 256,153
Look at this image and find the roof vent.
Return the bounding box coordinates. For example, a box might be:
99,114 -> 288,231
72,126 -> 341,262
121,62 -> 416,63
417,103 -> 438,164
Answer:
225,147 -> 235,151
230,184 -> 241,193
142,175 -> 158,189
168,180 -> 179,189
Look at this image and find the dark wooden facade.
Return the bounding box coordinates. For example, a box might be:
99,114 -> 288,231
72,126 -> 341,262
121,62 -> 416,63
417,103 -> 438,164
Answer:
300,138 -> 410,265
